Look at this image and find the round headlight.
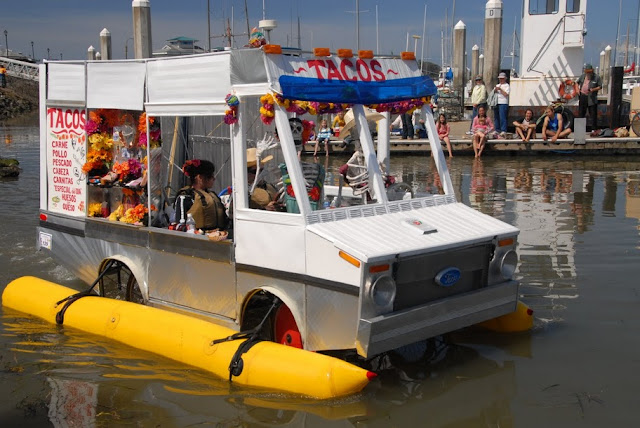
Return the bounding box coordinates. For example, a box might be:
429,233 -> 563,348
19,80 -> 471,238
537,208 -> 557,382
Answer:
500,250 -> 518,279
369,275 -> 397,307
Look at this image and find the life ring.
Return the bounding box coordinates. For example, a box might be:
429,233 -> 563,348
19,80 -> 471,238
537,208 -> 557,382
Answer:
559,79 -> 579,100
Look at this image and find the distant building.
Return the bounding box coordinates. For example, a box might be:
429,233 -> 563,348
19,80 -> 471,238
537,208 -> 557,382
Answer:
153,37 -> 208,57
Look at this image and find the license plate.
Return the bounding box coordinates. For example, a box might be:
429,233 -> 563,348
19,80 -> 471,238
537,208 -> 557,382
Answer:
39,232 -> 52,250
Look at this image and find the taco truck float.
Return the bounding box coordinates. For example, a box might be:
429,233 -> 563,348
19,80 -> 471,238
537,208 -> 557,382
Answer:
3,45 -> 531,397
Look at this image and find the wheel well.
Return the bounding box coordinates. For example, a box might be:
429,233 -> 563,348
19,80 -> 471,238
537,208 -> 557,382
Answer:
97,257 -> 145,303
240,288 -> 303,347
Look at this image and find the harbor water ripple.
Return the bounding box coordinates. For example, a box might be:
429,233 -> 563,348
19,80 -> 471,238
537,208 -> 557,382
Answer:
1,125 -> 639,427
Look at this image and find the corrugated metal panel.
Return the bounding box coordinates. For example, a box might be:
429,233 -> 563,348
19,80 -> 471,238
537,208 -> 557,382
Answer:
307,202 -> 519,262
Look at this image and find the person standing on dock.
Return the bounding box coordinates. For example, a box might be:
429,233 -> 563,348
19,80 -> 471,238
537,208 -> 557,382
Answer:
577,64 -> 602,132
492,72 -> 510,137
0,64 -> 7,88
469,76 -> 488,134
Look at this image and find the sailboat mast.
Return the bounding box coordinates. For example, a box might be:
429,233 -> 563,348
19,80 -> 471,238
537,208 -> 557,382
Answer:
420,3 -> 426,73
511,16 -> 516,74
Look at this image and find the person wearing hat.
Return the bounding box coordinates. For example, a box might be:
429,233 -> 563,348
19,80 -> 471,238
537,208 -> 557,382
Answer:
493,72 -> 510,137
174,159 -> 228,231
469,75 -> 488,134
246,148 -> 281,210
577,64 -> 602,131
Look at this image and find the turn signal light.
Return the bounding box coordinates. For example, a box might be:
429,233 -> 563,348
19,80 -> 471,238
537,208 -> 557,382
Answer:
369,264 -> 390,273
339,251 -> 361,268
498,238 -> 514,247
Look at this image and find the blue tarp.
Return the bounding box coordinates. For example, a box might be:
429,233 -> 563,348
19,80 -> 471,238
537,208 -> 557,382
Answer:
278,75 -> 437,104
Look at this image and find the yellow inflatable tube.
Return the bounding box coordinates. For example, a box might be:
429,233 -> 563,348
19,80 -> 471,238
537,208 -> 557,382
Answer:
2,276 -> 374,399
477,301 -> 534,333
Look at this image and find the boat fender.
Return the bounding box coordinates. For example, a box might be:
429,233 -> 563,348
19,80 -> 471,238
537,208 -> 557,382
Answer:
559,79 -> 579,100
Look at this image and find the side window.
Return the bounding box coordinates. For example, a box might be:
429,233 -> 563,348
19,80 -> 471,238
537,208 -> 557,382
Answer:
529,0 -> 558,15
566,0 -> 580,13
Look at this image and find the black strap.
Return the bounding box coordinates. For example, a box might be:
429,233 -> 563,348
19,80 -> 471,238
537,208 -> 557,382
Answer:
211,297 -> 281,381
55,259 -> 116,325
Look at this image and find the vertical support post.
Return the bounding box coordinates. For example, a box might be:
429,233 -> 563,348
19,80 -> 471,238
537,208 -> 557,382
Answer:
100,28 -> 112,60
377,112 -> 390,174
132,0 -> 153,59
483,0 -> 503,91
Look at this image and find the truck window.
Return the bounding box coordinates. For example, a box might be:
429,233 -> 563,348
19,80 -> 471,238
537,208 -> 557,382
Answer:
566,0 -> 580,13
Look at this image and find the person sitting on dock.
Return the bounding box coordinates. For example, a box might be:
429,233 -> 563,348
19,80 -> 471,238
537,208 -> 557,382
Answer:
313,119 -> 333,157
542,107 -> 572,143
513,109 -> 536,142
471,106 -> 493,158
174,159 -> 228,232
436,113 -> 453,157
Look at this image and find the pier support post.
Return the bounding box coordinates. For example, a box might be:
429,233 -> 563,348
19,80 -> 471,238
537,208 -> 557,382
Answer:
100,28 -> 112,60
453,21 -> 467,116
603,45 -> 612,95
471,45 -> 479,80
483,0 -> 503,91
479,54 -> 484,76
609,66 -> 623,129
132,0 -> 153,59
87,46 -> 96,60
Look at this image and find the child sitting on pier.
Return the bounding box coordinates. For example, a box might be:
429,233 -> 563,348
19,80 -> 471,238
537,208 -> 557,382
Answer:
471,106 -> 493,158
542,107 -> 572,143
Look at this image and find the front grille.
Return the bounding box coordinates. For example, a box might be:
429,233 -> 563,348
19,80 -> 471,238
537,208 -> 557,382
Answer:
393,243 -> 492,311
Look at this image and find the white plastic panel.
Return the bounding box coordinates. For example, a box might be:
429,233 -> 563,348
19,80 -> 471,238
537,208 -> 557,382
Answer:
86,62 -> 146,110
146,53 -> 231,116
47,63 -> 86,104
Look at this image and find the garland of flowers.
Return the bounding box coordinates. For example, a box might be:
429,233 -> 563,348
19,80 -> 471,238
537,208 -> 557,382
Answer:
112,158 -> 143,181
257,92 -> 432,125
224,93 -> 239,125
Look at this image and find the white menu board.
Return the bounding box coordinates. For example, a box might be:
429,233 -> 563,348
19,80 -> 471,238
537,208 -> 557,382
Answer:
46,107 -> 87,216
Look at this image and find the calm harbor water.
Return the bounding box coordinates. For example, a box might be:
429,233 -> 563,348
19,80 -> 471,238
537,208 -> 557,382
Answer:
1,124 -> 639,427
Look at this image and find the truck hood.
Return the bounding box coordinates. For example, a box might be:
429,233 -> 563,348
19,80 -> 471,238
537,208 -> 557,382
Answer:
307,202 -> 519,263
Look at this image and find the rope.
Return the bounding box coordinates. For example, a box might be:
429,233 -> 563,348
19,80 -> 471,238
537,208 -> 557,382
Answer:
211,296 -> 281,381
55,259 -> 116,325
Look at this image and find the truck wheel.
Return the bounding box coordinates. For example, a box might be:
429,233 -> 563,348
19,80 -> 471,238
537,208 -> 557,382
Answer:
273,304 -> 302,349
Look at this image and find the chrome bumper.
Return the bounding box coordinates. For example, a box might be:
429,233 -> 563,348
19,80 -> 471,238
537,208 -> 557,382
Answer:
356,280 -> 519,357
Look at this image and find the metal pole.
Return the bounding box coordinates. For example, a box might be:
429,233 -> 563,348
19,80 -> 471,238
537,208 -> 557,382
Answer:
356,0 -> 360,51
207,0 -> 211,52
31,41 -> 34,59
47,48 -> 50,60
376,4 -> 379,55
420,3 -> 426,73
3,30 -> 7,56
614,0 -> 622,66
636,0 -> 640,67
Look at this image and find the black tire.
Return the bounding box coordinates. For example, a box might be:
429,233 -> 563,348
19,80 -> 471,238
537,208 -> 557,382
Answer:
98,261 -> 142,303
386,182 -> 414,201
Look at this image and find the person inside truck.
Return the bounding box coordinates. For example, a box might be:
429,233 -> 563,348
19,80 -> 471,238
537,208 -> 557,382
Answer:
173,159 -> 228,231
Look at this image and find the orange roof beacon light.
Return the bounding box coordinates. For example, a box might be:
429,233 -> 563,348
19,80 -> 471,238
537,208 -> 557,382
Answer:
358,50 -> 374,59
401,51 -> 416,60
313,47 -> 331,57
337,49 -> 354,58
263,44 -> 282,54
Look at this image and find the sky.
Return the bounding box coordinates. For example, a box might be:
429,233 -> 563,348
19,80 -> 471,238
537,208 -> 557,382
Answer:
1,0 -> 638,70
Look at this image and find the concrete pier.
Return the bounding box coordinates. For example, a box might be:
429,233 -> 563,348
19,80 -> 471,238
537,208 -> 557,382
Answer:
483,0 -> 503,90
100,28 -> 112,60
132,0 -> 152,59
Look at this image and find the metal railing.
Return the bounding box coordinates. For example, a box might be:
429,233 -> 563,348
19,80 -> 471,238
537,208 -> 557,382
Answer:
0,56 -> 39,82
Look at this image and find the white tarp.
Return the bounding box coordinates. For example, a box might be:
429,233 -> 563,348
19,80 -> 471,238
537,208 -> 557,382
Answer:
86,62 -> 146,111
145,53 -> 232,116
47,63 -> 86,105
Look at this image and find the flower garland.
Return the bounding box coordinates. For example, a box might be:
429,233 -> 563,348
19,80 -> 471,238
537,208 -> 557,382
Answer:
112,158 -> 143,181
257,92 -> 432,125
224,93 -> 239,125
83,112 -> 116,175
